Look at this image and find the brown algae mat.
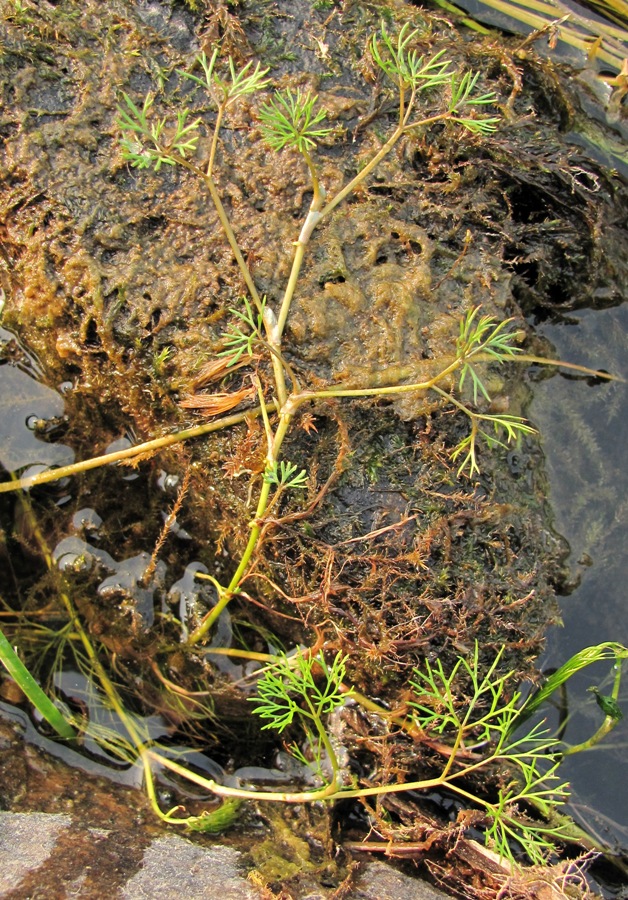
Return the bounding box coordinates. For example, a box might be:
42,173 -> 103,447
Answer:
1,1 -> 627,897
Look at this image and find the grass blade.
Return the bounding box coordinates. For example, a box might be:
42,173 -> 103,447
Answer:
0,626 -> 77,740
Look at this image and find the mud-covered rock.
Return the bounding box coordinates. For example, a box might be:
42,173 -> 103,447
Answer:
0,1 -> 626,896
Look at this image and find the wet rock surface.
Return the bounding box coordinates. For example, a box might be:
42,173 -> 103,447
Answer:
0,813 -> 451,900
0,715 -> 451,900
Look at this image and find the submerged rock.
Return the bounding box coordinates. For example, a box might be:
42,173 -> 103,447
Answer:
0,0 -> 625,895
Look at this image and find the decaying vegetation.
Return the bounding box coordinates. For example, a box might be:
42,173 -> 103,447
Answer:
1,1 -> 627,897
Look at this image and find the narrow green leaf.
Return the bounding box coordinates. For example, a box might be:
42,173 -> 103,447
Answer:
510,642 -> 628,733
0,627 -> 76,740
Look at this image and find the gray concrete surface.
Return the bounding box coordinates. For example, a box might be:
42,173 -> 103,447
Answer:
121,837 -> 258,900
0,810 -> 452,899
0,812 -> 71,894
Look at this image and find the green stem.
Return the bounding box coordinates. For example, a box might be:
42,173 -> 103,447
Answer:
149,750 -> 344,803
204,647 -> 277,663
57,588 -> 146,751
255,376 -> 274,455
141,751 -> 172,822
207,104 -> 225,178
272,147 -> 327,357
274,240 -> 308,351
273,168 -> 327,355
562,662 -> 623,755
562,714 -> 621,755
318,123 -> 403,221
303,692 -> 341,793
439,716 -> 466,781
402,86 -> 416,128
147,747 -> 624,869
289,356 -> 462,405
274,111 -> 449,349
147,738 -> 510,806
398,80 -> 406,124
430,383 -> 480,419
516,354 -> 621,382
187,479 -> 272,646
263,304 -> 289,408
167,153 -> 264,316
187,408 -> 294,645
302,147 -> 325,208
318,112 -> 449,223
202,173 -> 264,315
154,753 -> 490,804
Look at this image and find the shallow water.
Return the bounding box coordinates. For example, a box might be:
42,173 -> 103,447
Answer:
0,0 -> 626,893
0,327 -> 74,474
423,0 -> 628,861
530,304 -> 628,854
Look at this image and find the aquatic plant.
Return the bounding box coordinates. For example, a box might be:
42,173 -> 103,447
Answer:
0,17 -> 623,884
2,569 -> 625,865
106,25 -> 617,624
111,25 -> 529,645
148,641 -> 627,865
0,22 -> 612,499
0,625 -> 76,739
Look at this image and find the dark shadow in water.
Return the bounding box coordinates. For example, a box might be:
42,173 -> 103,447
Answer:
530,303 -> 628,855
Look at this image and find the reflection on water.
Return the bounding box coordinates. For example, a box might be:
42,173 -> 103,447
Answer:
0,326 -> 74,475
529,304 -> 628,850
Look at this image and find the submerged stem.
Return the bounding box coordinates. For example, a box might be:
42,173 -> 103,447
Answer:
202,173 -> 264,315
207,105 -> 225,179
163,152 -> 264,316
273,111 -> 450,346
290,356 -> 462,405
0,406 -> 273,493
318,111 -> 449,223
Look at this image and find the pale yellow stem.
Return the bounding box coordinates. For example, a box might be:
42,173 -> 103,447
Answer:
0,405 -> 272,494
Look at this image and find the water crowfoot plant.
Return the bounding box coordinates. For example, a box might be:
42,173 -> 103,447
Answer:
146,642 -> 626,864
109,26 -> 502,643
263,459 -> 309,491
1,14 -> 624,884
250,650 -> 347,791
456,307 -> 525,403
218,294 -> 268,367
117,92 -> 202,171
